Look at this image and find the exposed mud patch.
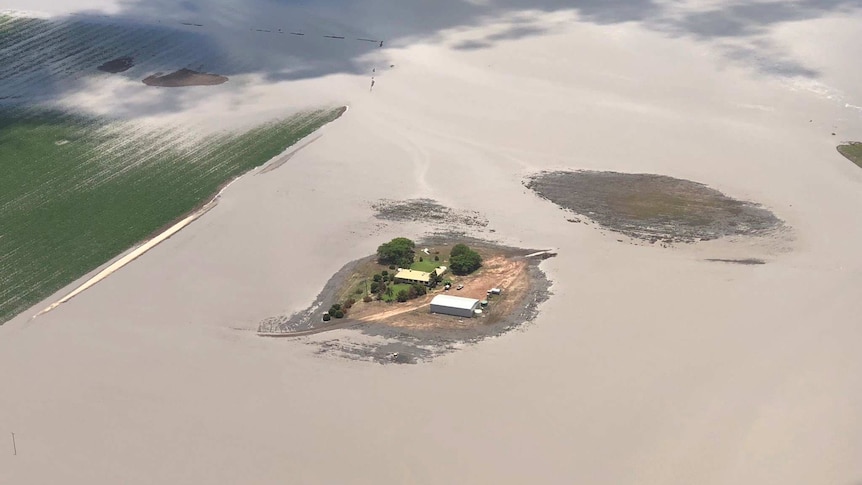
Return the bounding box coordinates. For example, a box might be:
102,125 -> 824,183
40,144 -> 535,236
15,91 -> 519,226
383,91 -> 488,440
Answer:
97,56 -> 134,73
372,198 -> 488,228
705,258 -> 766,265
142,68 -> 228,87
526,171 -> 783,244
258,256 -> 366,334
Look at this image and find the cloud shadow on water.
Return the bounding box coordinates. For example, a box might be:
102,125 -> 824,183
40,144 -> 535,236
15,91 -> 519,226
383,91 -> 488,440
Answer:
1,0 -> 860,117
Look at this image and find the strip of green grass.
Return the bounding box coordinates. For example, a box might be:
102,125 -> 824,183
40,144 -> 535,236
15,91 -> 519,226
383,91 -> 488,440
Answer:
837,142 -> 862,168
381,283 -> 414,302
0,106 -> 345,324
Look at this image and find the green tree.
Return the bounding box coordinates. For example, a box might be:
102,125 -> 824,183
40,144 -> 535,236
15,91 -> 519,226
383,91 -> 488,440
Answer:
450,245 -> 482,275
377,237 -> 416,267
429,273 -> 442,288
334,310 -> 345,319
450,243 -> 471,258
396,289 -> 409,302
370,281 -> 380,293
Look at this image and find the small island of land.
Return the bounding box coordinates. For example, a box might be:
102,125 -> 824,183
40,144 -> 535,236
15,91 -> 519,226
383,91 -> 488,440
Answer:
526,170 -> 783,244
258,237 -> 553,352
97,56 -> 135,73
142,68 -> 228,87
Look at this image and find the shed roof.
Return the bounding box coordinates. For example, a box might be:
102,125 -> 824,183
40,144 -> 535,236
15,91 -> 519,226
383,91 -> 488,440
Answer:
395,269 -> 431,282
430,294 -> 480,310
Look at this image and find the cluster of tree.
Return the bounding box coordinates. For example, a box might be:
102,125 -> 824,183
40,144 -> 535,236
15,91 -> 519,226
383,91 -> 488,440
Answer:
396,283 -> 427,302
377,237 -> 415,267
449,243 -> 482,275
370,270 -> 397,298
323,297 -> 356,321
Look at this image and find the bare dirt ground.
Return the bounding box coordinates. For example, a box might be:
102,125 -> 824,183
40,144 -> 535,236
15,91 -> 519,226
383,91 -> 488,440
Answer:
349,255 -> 529,330
142,68 -> 228,87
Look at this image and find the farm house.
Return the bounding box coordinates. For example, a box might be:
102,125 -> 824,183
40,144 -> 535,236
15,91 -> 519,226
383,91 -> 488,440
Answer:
429,295 -> 481,318
394,269 -> 432,285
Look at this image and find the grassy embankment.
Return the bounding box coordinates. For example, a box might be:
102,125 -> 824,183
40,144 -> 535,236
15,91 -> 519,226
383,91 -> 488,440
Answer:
0,107 -> 345,324
837,142 -> 862,168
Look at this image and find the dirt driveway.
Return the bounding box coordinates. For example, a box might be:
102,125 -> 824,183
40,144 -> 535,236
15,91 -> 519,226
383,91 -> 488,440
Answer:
348,255 -> 530,329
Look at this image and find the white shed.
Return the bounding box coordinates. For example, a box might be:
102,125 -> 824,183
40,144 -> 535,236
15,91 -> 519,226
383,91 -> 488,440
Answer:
430,294 -> 481,318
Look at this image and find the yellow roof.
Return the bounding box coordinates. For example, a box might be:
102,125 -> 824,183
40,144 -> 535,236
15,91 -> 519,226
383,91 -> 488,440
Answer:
395,269 -> 431,282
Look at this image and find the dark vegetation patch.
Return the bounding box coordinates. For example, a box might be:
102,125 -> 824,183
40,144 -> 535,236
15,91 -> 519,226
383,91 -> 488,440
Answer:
97,56 -> 135,73
376,237 -> 417,267
837,142 -> 862,168
372,198 -> 488,227
526,171 -> 783,244
449,243 -> 482,275
142,68 -> 228,87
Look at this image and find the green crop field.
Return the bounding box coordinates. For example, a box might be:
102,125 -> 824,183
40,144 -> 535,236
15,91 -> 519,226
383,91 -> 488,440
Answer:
0,106 -> 345,324
837,142 -> 862,168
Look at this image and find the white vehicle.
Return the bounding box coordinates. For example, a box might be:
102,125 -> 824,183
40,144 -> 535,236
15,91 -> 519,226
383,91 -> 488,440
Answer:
456,284 -> 464,290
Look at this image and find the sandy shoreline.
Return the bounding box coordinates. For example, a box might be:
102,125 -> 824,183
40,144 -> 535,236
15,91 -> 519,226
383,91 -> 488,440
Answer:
2,2 -> 862,484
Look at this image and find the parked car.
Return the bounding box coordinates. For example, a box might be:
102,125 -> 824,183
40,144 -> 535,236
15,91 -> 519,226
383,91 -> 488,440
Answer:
456,284 -> 464,290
